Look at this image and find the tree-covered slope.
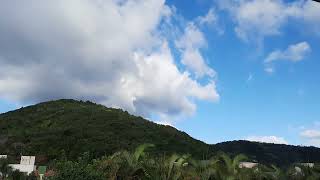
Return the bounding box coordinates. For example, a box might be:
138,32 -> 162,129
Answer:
0,99 -> 319,167
211,140 -> 320,167
0,99 -> 208,160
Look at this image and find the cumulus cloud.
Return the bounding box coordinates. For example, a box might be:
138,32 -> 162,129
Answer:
264,42 -> 311,63
0,0 -> 219,121
290,0 -> 320,35
219,0 -> 320,41
246,135 -> 288,144
175,23 -> 216,78
219,0 -> 291,42
129,43 -> 219,118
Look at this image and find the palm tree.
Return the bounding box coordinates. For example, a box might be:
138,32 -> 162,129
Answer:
166,154 -> 190,180
214,153 -> 247,180
188,158 -> 218,180
249,164 -> 285,180
108,143 -> 155,179
145,153 -> 190,180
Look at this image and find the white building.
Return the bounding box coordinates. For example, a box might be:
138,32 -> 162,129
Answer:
299,163 -> 314,168
239,162 -> 258,169
9,156 -> 36,175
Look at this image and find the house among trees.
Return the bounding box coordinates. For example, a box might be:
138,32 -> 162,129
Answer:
9,156 -> 36,175
299,163 -> 315,168
0,155 -> 52,178
239,162 -> 258,169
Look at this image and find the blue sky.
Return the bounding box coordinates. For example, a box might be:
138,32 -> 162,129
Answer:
0,0 -> 319,146
166,0 -> 320,146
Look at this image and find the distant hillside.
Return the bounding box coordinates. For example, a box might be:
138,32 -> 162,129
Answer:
0,99 -> 319,166
211,140 -> 320,167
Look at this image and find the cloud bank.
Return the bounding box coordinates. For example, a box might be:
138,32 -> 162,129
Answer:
300,127 -> 320,147
0,0 -> 219,121
301,129 -> 320,139
246,135 -> 288,144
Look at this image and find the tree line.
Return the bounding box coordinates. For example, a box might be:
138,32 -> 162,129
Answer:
2,144 -> 319,180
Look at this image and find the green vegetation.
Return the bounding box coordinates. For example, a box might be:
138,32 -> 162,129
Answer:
1,145 -> 320,180
0,99 -> 207,161
212,140 -> 320,168
34,144 -> 320,180
0,99 -> 320,169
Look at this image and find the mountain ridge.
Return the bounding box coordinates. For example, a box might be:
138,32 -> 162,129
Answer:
0,99 -> 319,167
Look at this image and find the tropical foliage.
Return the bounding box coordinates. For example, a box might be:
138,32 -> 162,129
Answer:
49,144 -> 320,180
1,144 -> 320,179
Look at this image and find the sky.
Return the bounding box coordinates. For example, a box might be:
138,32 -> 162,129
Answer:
0,0 -> 319,147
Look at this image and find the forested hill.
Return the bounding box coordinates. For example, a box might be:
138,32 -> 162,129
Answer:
0,99 -> 319,166
0,99 -> 208,160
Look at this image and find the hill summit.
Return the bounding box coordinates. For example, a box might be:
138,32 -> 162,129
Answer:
0,99 -> 208,160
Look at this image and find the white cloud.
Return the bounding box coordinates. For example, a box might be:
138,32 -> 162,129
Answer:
197,8 -> 218,26
219,0 -> 320,41
235,0 -> 287,41
264,67 -> 275,74
300,129 -> 320,139
128,43 -> 219,118
264,42 -> 311,63
219,0 -> 290,41
0,0 -> 219,122
298,121 -> 320,147
305,139 -> 320,147
155,120 -> 174,127
246,73 -> 253,83
246,135 -> 288,144
289,0 -> 320,35
300,129 -> 320,147
175,23 -> 216,78
196,8 -> 224,35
